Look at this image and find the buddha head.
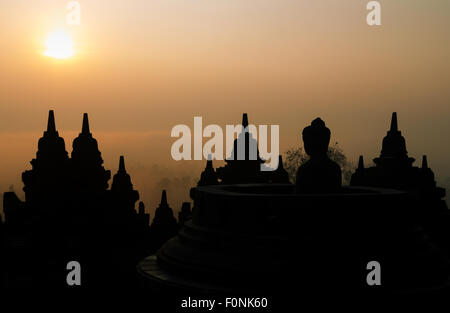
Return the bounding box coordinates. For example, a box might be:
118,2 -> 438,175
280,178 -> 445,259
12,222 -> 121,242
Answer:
302,118 -> 330,158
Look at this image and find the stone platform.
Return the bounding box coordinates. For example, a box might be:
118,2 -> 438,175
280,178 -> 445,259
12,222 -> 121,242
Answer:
138,184 -> 449,294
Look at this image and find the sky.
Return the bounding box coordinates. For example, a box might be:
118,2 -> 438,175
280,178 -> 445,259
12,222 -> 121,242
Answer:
1,0 -> 449,217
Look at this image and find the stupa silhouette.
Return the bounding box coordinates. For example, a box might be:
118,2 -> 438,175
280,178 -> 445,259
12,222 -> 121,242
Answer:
2,110 -> 151,287
351,112 -> 448,253
150,190 -> 178,250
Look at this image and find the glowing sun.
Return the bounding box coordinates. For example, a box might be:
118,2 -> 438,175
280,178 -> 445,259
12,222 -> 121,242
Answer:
43,29 -> 74,59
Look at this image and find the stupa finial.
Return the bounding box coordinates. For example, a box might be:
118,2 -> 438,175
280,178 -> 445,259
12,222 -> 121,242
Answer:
47,110 -> 56,134
118,155 -> 126,173
422,155 -> 428,169
82,113 -> 90,134
390,112 -> 398,132
358,155 -> 365,170
161,190 -> 168,205
242,113 -> 249,128
206,154 -> 213,169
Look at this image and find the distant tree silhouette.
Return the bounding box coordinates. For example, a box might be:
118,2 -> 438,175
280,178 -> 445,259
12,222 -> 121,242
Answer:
284,147 -> 309,183
284,142 -> 354,184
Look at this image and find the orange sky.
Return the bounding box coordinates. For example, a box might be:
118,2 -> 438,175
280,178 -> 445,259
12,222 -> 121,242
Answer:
1,0 -> 449,216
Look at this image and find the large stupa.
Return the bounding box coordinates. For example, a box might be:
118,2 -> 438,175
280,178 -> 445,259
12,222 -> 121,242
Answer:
351,112 -> 449,253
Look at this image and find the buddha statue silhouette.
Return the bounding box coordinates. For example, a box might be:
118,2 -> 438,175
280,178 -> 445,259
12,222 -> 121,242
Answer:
295,118 -> 342,193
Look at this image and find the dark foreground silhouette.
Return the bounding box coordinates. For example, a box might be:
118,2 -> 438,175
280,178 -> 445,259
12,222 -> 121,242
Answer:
1,112 -> 449,303
1,111 -> 179,288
